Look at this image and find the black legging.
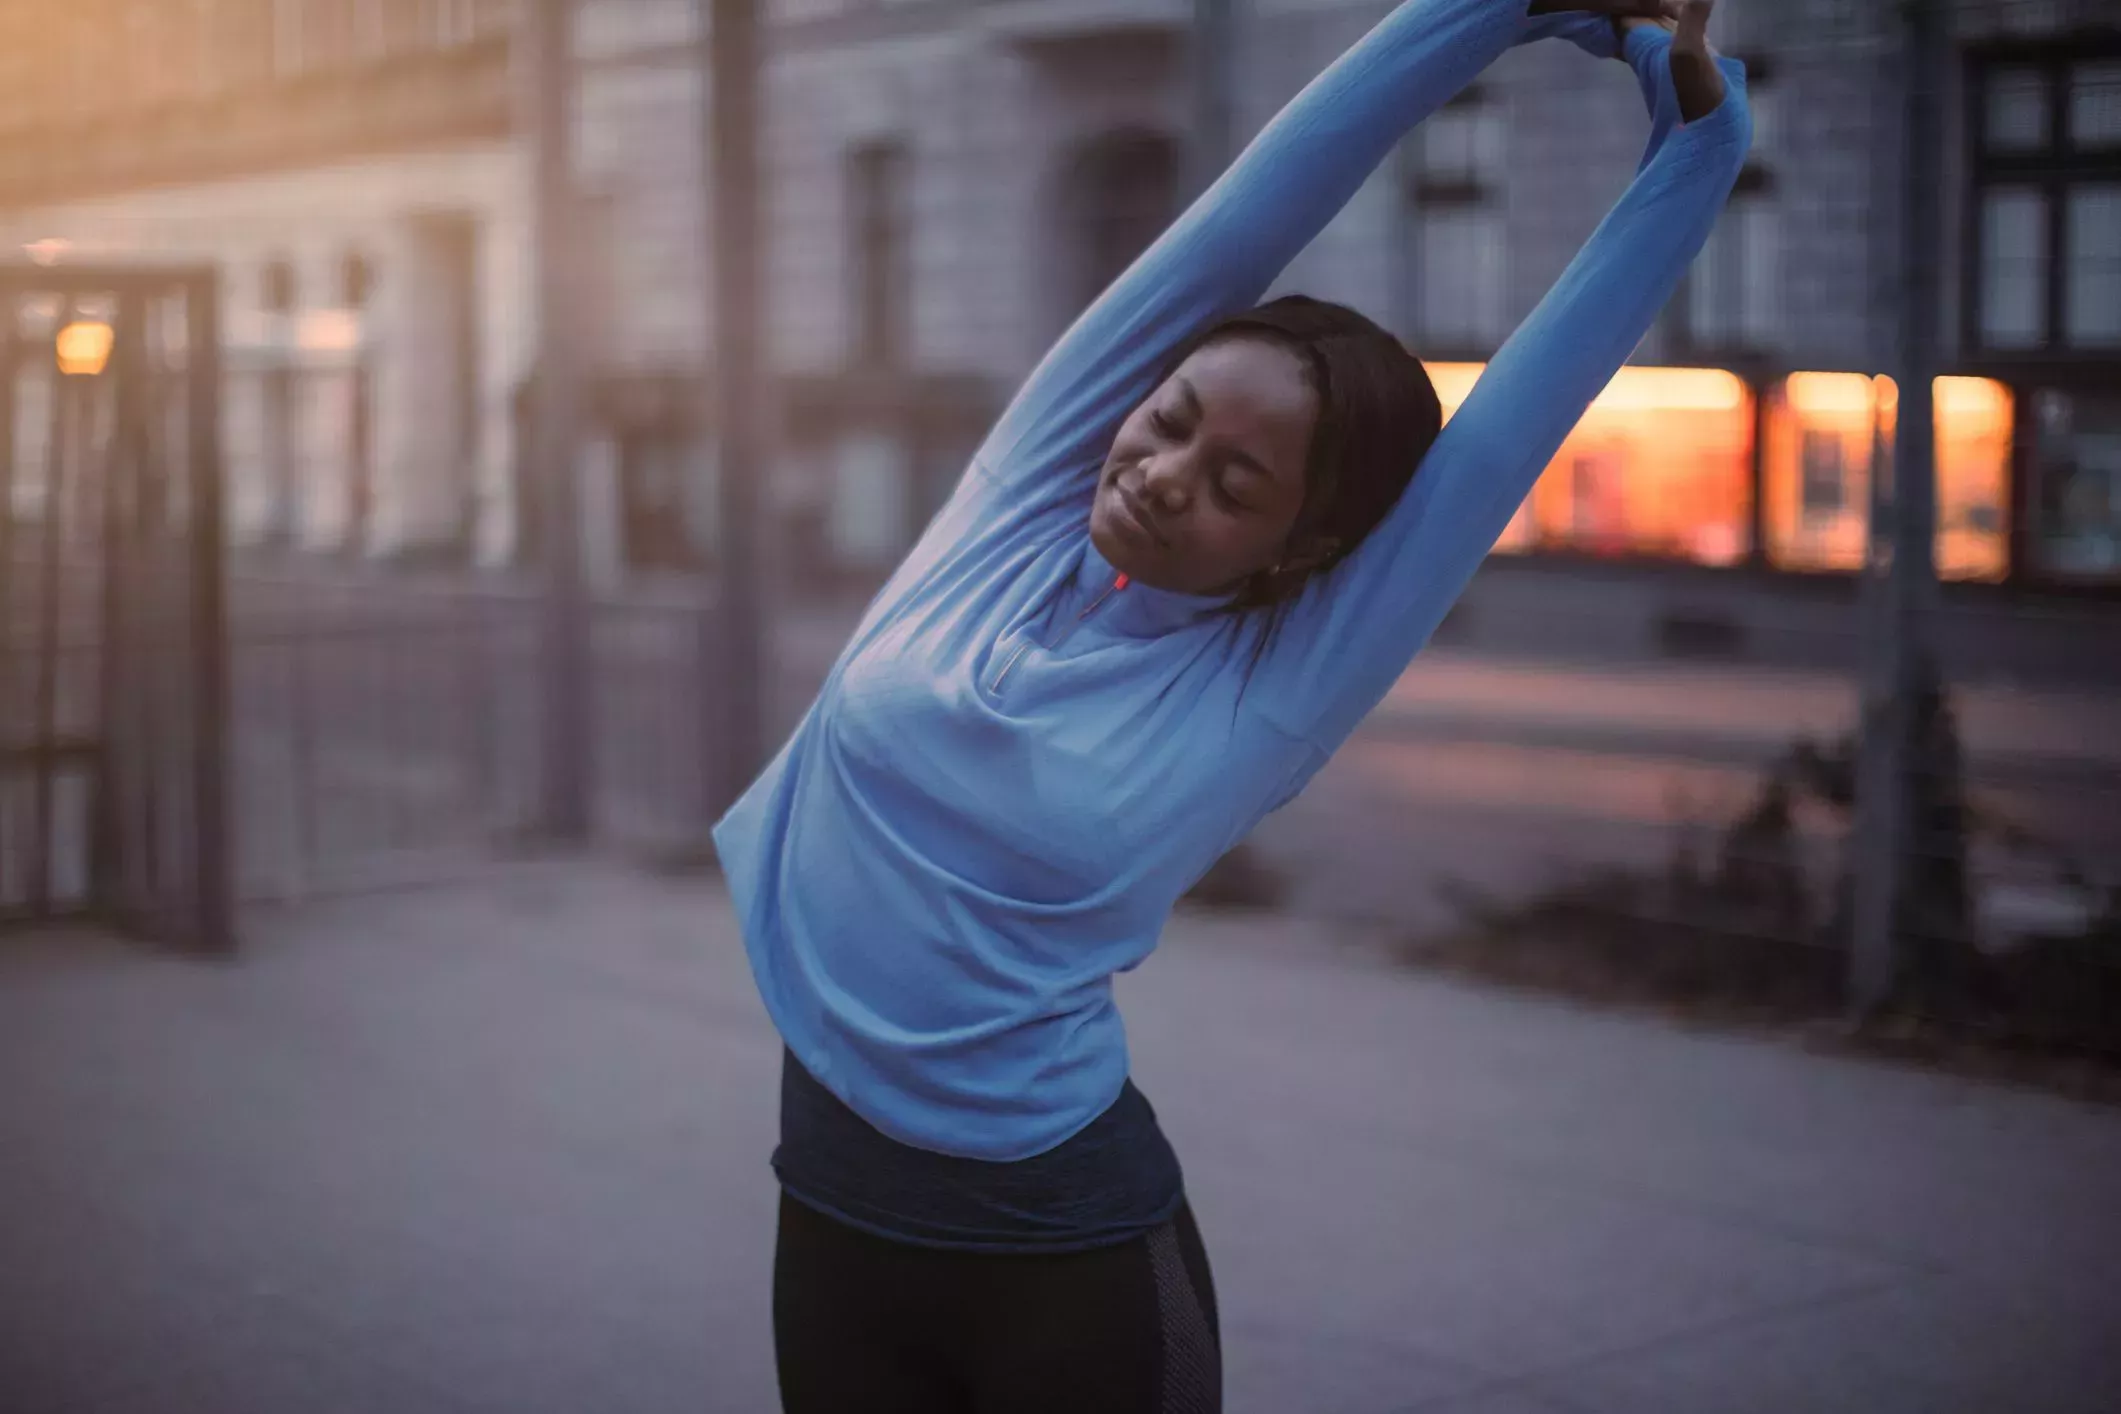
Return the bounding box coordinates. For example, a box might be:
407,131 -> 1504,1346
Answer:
773,1192 -> 1222,1413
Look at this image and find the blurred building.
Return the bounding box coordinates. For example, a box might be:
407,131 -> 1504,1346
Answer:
3,0 -> 2117,667
0,0 -> 526,565
568,0 -> 2117,673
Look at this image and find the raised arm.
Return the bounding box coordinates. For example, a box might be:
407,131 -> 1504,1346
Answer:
1258,19 -> 1751,749
969,0 -> 1669,510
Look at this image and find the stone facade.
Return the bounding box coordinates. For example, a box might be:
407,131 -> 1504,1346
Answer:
561,0 -> 1938,581
578,0 -> 1915,383
3,0 -> 2111,582
3,149 -> 532,563
0,1 -> 523,564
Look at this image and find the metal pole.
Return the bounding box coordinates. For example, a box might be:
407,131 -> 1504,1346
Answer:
94,297 -> 144,917
1191,0 -> 1236,196
1894,0 -> 1943,620
30,339 -> 70,920
1850,0 -> 1943,1017
0,289 -> 16,890
700,0 -> 767,821
187,275 -> 235,952
526,0 -> 594,841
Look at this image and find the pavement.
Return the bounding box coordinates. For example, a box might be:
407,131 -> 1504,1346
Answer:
4,860 -> 2119,1413
1241,663 -> 2121,934
1373,653 -> 2121,784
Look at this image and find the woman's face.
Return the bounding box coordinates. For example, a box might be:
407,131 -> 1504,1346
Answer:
1090,339 -> 1319,596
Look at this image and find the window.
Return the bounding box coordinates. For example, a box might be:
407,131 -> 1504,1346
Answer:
2071,59 -> 2121,146
1986,66 -> 2050,152
2029,388 -> 2121,581
1433,363 -> 1756,563
1058,129 -> 1180,329
1415,210 -> 1506,349
2064,185 -> 2121,346
847,142 -> 911,367
339,251 -> 375,310
1685,78 -> 1780,350
1687,200 -> 1782,349
1928,377 -> 2014,582
1800,430 -> 1848,516
1414,101 -> 1504,186
1400,92 -> 1507,349
1980,187 -> 2049,347
620,434 -> 702,573
260,258 -> 299,314
1760,373 -> 2011,582
1969,50 -> 2121,354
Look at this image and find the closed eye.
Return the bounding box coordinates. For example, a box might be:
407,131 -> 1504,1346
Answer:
1148,408 -> 1185,440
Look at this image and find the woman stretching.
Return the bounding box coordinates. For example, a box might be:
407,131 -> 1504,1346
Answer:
716,1 -> 1749,1408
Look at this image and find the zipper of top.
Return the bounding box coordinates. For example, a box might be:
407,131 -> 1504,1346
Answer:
989,573 -> 1129,696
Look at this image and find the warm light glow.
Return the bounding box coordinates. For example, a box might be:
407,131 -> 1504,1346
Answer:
1764,373 -> 2011,582
1588,366 -> 1750,414
1936,378 -> 2013,583
1785,371 -> 1881,417
1430,361 -> 2017,578
1938,375 -> 2011,421
1426,361 -> 1483,415
1426,362 -> 1754,563
297,309 -> 363,354
1426,363 -> 1749,417
55,320 -> 113,377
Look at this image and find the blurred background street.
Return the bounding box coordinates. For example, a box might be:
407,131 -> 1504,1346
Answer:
4,0 -> 2120,1409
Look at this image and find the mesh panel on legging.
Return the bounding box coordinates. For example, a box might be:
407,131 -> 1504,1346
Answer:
1148,1218 -> 1222,1413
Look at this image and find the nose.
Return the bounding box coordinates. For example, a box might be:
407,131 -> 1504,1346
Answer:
1138,449 -> 1196,513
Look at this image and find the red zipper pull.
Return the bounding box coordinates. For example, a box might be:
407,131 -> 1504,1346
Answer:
1114,574 -> 1130,591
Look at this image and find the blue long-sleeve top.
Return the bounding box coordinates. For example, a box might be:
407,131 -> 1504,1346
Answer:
715,2 -> 1751,1162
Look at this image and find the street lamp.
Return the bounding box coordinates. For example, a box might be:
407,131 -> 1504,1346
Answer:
55,320 -> 113,377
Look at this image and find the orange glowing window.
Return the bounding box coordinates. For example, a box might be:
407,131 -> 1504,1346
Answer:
1763,373 -> 2011,582
1430,363 -> 1755,565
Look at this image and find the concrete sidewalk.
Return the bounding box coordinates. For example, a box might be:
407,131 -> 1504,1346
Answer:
1376,653 -> 2121,782
3,863 -> 2117,1413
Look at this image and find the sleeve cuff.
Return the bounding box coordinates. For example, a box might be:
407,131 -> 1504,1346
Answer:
1676,55 -> 1751,134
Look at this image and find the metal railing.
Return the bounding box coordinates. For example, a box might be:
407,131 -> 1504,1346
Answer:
225,560 -> 726,904
1,264 -> 230,951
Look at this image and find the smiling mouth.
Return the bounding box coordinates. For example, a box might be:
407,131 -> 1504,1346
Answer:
1114,486 -> 1167,547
